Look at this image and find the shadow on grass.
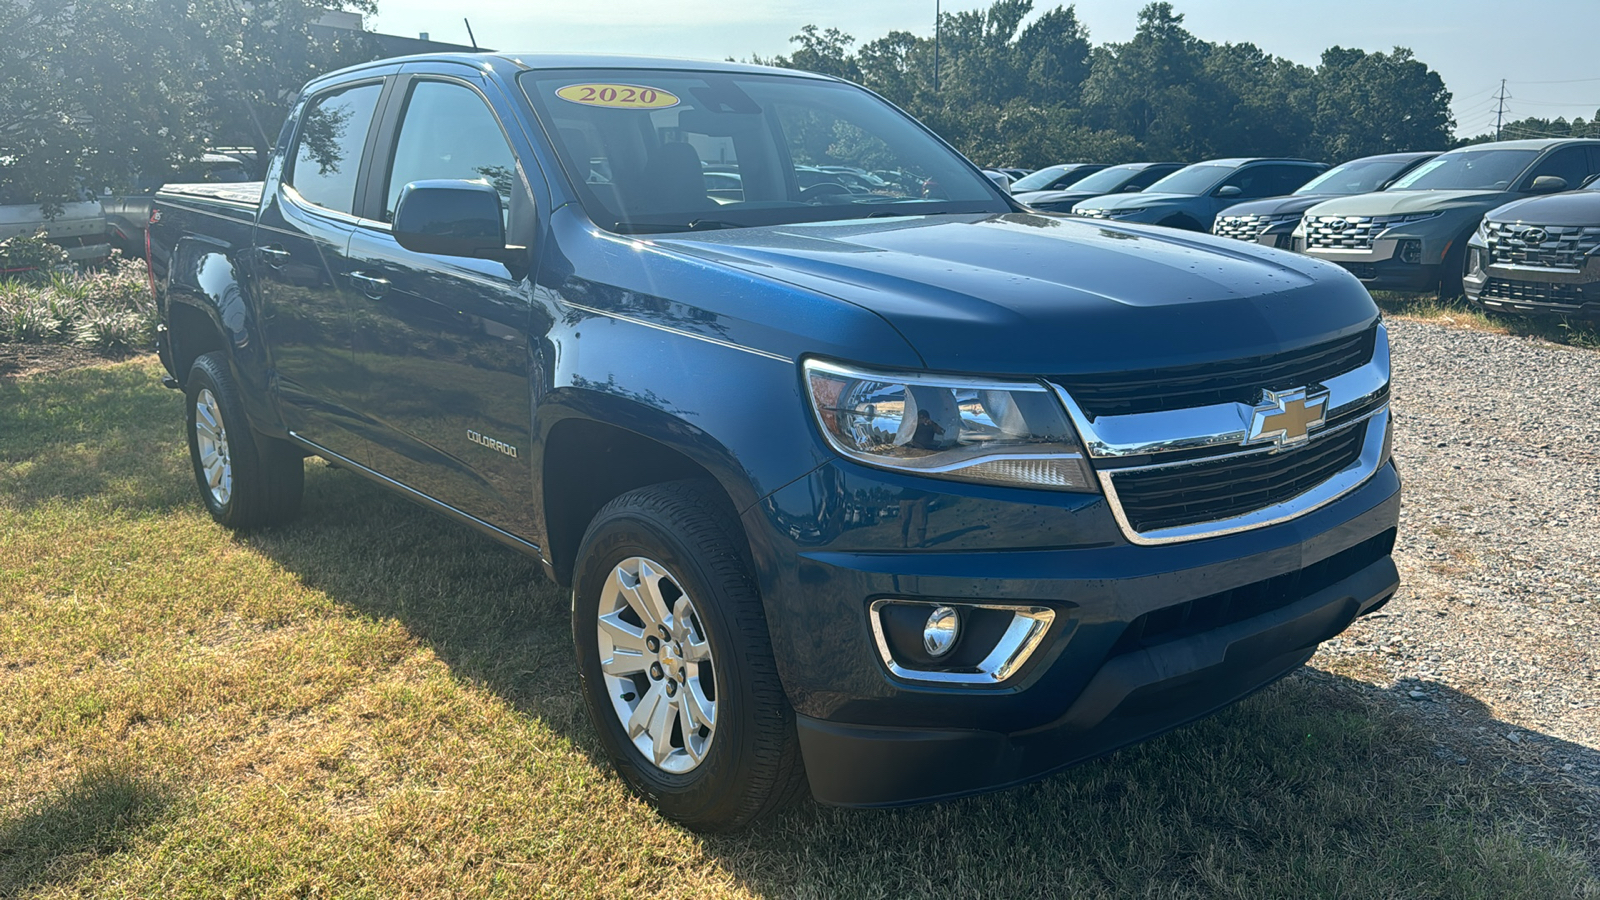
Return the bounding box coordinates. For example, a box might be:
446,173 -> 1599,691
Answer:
239,464 -> 1600,898
0,764 -> 168,896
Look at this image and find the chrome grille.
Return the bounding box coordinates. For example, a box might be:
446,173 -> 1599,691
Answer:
1479,278 -> 1591,311
1107,423 -> 1367,534
1213,214 -> 1272,242
1303,215 -> 1401,250
1484,222 -> 1600,269
1075,208 -> 1115,219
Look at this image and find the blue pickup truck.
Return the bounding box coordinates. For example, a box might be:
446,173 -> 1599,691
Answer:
148,53 -> 1401,831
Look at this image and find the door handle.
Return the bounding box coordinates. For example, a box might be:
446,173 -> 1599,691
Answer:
258,245 -> 290,267
348,271 -> 390,299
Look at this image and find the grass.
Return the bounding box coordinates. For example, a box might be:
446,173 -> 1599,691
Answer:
1372,290 -> 1600,349
1,357 -> 1597,898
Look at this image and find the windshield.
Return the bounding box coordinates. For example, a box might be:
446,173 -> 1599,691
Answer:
1295,157 -> 1425,195
1389,149 -> 1538,191
1143,164 -> 1233,196
520,69 -> 1007,232
1065,164 -> 1149,194
1012,165 -> 1087,192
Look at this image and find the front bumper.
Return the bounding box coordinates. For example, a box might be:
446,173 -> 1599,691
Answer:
747,448 -> 1402,805
1298,241 -> 1439,291
1463,255 -> 1600,319
800,544 -> 1395,806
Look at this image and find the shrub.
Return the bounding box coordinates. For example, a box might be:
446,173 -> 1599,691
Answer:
0,232 -> 71,283
0,251 -> 155,351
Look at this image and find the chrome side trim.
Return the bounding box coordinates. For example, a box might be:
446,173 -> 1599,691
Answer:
1055,321 -> 1389,460
287,433 -> 545,557
560,299 -> 793,364
1097,409 -> 1390,547
868,599 -> 1056,686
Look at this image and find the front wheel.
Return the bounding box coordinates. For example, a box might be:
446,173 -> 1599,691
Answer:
185,352 -> 304,529
572,480 -> 805,831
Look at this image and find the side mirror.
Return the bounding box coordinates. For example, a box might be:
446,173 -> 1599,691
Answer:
393,180 -> 524,267
1528,175 -> 1568,194
1215,185 -> 1243,197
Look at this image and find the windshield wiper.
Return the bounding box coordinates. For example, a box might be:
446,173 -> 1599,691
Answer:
611,219 -> 745,234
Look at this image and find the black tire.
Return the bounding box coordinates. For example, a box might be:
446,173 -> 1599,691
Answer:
572,479 -> 805,832
1438,231 -> 1473,300
185,351 -> 303,529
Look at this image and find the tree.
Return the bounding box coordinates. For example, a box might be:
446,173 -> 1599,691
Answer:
1311,47 -> 1453,159
0,0 -> 380,211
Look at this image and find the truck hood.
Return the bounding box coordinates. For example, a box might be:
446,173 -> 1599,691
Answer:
1305,189 -> 1518,218
653,213 -> 1375,376
1485,190 -> 1600,226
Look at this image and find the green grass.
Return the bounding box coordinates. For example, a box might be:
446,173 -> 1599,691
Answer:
2,357 -> 1597,898
1372,291 -> 1600,349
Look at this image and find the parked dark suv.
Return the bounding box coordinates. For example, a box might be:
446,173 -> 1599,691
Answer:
1464,174 -> 1600,318
1214,152 -> 1437,249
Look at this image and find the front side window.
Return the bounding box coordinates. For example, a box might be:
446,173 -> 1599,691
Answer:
1523,147 -> 1588,190
1390,148 -> 1539,191
287,83 -> 384,214
520,68 -> 1007,232
384,80 -> 520,222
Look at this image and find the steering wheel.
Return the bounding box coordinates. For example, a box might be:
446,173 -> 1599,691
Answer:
800,182 -> 852,202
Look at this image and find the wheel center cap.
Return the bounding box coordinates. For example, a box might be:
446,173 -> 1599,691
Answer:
660,643 -> 680,670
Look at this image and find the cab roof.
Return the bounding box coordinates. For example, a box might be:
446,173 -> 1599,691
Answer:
320,51 -> 834,83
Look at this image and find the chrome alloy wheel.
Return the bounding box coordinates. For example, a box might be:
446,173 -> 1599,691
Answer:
596,556 -> 717,774
193,388 -> 233,507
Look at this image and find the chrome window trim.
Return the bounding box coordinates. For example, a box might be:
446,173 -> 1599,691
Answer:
868,599 -> 1056,686
1053,321 -> 1389,461
1096,408 -> 1390,546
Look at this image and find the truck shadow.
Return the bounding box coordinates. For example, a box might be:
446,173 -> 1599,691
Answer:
245,463 -> 1600,894
0,764 -> 169,897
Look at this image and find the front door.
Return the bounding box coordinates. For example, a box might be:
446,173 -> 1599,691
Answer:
346,75 -> 538,534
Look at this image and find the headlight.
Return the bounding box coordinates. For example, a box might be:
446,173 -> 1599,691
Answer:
804,360 -> 1096,491
1262,213 -> 1302,232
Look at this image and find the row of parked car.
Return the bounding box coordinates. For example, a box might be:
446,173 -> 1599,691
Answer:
1004,139 -> 1600,320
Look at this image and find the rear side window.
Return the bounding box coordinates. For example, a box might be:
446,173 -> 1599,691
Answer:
287,83 -> 384,214
383,80 -> 519,222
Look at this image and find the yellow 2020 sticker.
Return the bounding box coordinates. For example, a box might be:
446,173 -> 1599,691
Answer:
556,83 -> 680,110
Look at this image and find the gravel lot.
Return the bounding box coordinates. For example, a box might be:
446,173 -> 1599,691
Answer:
1313,317 -> 1600,850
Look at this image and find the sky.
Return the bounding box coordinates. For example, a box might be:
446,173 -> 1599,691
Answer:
369,0 -> 1600,139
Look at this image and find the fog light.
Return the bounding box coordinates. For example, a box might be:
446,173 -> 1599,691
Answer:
923,606 -> 960,657
1398,240 -> 1422,265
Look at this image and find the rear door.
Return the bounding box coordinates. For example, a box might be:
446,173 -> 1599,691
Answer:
344,72 -> 540,534
255,78 -> 389,463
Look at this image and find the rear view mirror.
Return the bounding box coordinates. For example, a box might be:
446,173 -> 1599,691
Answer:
1215,185 -> 1242,197
393,180 -> 524,268
1528,175 -> 1568,194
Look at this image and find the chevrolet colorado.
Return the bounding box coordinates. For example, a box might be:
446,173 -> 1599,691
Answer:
148,53 -> 1401,831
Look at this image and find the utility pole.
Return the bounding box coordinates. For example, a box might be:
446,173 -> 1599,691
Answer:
933,0 -> 940,96
1494,79 -> 1508,140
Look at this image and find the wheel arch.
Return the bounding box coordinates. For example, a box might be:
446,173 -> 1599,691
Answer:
541,412 -> 755,589
163,234 -> 281,433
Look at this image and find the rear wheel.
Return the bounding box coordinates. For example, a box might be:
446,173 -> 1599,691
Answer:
185,352 -> 303,529
572,480 -> 805,831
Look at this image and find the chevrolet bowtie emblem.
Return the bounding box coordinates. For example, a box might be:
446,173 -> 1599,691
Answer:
1245,387 -> 1329,448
